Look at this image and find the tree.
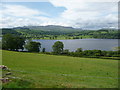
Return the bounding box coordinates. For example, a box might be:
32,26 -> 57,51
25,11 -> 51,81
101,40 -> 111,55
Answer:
42,48 -> 46,53
0,41 -> 2,49
52,41 -> 64,54
92,50 -> 102,56
83,50 -> 93,56
25,41 -> 41,52
14,36 -> 25,51
75,48 -> 83,52
2,34 -> 25,51
63,49 -> 69,55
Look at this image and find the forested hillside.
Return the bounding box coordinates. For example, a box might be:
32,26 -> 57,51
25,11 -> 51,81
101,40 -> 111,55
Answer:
0,25 -> 119,39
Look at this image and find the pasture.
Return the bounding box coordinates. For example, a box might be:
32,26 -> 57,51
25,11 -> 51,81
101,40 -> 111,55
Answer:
2,50 -> 118,88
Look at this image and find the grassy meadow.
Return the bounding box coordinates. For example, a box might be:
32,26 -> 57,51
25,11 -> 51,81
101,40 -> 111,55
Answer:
2,50 -> 118,88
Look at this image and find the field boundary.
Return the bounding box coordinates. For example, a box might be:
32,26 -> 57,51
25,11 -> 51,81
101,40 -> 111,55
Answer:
11,70 -> 119,80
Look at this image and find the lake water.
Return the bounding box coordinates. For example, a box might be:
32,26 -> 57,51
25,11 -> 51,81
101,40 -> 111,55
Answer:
33,39 -> 119,52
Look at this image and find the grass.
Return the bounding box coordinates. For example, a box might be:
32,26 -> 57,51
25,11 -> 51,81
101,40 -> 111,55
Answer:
2,50 -> 118,88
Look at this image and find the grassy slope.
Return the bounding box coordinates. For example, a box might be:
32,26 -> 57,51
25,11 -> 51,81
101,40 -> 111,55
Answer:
2,50 -> 118,88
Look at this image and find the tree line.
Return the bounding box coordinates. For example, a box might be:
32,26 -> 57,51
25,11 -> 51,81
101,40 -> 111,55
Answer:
2,34 -> 63,53
2,34 -> 120,59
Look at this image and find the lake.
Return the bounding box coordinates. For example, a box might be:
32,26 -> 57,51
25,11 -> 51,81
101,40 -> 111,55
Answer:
33,39 -> 119,52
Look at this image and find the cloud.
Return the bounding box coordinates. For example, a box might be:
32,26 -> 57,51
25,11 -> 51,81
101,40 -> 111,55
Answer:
48,0 -> 118,29
2,4 -> 48,17
1,0 -> 119,2
0,4 -> 50,28
0,1 -> 118,29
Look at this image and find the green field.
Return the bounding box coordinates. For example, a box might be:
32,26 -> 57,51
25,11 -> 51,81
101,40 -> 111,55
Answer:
2,50 -> 118,88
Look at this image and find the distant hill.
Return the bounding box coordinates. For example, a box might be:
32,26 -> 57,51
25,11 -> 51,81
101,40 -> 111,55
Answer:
1,25 -> 119,39
0,25 -> 83,37
13,25 -> 82,33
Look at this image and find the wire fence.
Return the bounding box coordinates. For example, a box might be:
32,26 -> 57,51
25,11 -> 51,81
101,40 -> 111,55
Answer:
10,69 -> 120,80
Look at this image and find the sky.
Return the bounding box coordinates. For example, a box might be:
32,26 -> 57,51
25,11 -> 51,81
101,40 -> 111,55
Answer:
0,0 -> 119,30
